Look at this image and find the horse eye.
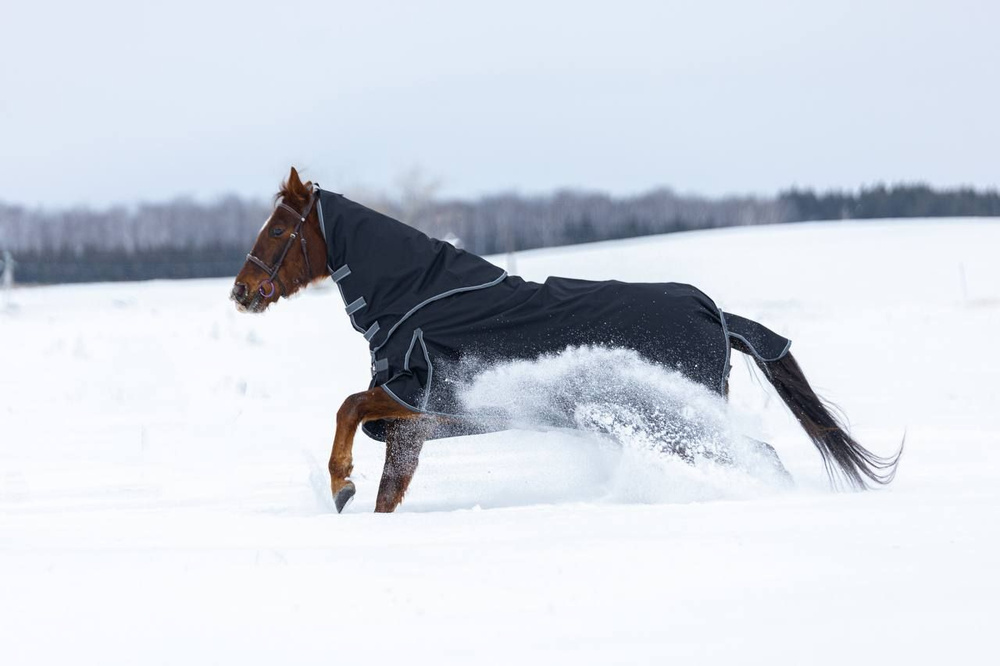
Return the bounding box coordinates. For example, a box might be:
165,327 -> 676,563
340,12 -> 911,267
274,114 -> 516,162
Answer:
271,226 -> 285,237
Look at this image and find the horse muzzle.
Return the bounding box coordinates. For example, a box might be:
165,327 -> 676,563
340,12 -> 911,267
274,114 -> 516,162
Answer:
230,281 -> 266,313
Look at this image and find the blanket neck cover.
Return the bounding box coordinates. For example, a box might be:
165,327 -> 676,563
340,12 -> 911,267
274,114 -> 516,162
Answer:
316,189 -> 791,441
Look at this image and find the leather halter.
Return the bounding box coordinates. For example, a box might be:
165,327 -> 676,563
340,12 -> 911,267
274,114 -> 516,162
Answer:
246,190 -> 317,298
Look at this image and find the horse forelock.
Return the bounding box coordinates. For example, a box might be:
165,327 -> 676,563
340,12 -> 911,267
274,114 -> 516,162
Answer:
276,177 -> 313,208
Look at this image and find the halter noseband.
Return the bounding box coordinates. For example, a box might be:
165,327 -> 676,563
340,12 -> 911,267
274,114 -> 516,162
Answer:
246,190 -> 317,298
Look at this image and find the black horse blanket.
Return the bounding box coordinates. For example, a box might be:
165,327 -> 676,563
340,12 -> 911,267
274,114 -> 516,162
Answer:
315,189 -> 791,441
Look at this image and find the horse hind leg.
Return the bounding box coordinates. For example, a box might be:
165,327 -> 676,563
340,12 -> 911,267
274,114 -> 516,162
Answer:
374,419 -> 431,513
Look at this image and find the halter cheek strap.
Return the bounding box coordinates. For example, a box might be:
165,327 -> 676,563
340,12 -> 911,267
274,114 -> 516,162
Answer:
246,190 -> 317,298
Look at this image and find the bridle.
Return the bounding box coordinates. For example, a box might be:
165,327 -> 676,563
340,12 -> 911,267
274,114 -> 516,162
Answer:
246,189 -> 317,298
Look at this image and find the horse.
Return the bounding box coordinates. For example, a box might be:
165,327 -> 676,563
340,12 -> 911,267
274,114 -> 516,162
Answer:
231,167 -> 901,513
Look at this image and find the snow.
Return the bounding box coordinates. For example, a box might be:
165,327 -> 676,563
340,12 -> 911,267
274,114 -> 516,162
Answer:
2,219 -> 999,664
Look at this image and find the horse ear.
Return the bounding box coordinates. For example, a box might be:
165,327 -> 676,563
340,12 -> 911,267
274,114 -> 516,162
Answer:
288,166 -> 305,193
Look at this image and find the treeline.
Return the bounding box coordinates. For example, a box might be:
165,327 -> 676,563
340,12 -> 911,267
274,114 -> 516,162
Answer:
0,183 -> 996,284
0,196 -> 268,283
389,190 -> 791,256
781,184 -> 1000,221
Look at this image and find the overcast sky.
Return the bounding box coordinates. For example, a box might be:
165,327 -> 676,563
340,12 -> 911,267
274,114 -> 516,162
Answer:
2,0 -> 997,208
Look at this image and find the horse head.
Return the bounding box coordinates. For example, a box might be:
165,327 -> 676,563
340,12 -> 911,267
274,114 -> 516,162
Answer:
231,167 -> 329,313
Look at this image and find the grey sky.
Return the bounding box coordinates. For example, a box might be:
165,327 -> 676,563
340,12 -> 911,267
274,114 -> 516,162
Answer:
2,0 -> 997,208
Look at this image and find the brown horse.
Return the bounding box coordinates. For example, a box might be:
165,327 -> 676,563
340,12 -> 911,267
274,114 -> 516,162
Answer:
232,167 -> 900,513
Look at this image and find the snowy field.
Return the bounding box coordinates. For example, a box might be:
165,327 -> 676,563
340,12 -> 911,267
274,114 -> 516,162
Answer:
2,219 -> 998,664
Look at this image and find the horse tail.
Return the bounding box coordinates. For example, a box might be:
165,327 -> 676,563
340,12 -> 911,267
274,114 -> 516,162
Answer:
724,314 -> 902,490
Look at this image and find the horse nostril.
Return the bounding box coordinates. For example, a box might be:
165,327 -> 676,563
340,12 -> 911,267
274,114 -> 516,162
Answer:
232,282 -> 247,301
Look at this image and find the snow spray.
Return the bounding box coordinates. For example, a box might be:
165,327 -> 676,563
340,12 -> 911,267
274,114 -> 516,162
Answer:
456,346 -> 792,502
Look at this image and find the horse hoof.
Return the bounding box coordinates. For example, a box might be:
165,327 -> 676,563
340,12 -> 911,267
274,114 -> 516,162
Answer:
334,481 -> 356,514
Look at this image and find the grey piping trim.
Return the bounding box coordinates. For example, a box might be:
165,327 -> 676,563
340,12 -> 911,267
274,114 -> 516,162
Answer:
403,329 -> 423,371
379,383 -> 458,420
402,329 -> 433,410
418,332 -> 434,411
728,332 -> 793,363
314,185 -> 331,263
371,271 -> 508,352
380,384 -> 425,415
363,321 -> 381,342
386,328 -> 436,412
373,358 -> 389,373
718,308 -> 732,394
330,265 -> 351,282
345,297 -> 366,316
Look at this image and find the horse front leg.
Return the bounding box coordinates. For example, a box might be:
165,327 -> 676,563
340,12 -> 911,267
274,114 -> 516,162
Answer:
328,387 -> 418,513
375,419 -> 431,513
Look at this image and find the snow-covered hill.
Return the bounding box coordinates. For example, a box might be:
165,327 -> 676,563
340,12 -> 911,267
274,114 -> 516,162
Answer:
2,219 -> 998,664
